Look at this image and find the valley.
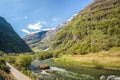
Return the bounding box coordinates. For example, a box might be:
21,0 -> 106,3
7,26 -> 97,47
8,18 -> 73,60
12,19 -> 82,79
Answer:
0,0 -> 120,80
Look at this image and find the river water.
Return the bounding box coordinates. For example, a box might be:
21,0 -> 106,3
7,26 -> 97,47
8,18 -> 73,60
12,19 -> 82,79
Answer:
30,58 -> 120,80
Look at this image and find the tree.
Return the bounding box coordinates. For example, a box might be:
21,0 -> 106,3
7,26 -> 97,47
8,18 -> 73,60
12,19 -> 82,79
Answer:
15,55 -> 32,68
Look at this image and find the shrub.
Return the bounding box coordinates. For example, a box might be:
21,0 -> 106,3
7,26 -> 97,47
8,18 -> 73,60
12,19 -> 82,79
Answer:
36,51 -> 53,60
0,59 -> 10,73
15,54 -> 32,68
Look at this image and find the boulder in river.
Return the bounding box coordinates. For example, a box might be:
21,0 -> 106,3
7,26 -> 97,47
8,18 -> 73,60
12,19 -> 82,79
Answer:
39,64 -> 50,70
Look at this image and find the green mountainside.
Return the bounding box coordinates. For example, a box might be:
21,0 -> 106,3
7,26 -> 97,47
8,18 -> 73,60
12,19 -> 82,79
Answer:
0,17 -> 32,53
51,0 -> 120,56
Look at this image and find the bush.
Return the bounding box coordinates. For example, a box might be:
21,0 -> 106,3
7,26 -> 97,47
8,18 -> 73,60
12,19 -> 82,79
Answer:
0,59 -> 10,73
15,54 -> 32,68
36,51 -> 53,60
0,51 -> 5,56
6,56 -> 16,64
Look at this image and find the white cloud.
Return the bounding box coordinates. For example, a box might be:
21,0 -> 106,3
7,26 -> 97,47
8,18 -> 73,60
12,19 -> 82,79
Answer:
28,21 -> 46,30
52,18 -> 59,22
22,29 -> 30,34
22,29 -> 40,34
24,16 -> 28,19
42,28 -> 56,31
29,31 -> 40,34
22,21 -> 56,35
28,22 -> 42,30
22,28 -> 56,34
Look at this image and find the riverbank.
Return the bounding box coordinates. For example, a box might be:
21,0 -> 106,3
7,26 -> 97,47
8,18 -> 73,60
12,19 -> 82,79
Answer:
31,56 -> 120,80
54,51 -> 120,71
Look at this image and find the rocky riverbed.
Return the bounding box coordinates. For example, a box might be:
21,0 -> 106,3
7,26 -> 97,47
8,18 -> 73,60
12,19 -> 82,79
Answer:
100,75 -> 120,80
30,59 -> 120,80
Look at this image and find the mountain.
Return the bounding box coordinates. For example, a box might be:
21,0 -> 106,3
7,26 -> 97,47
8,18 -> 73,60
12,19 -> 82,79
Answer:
23,31 -> 47,49
0,17 -> 32,53
40,21 -> 70,49
42,14 -> 78,43
23,23 -> 66,51
51,0 -> 120,56
23,16 -> 76,51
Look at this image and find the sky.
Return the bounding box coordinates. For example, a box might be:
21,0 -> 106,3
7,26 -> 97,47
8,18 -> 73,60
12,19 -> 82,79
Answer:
0,0 -> 93,37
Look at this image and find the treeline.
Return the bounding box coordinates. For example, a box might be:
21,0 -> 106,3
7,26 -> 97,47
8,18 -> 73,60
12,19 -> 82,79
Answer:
34,51 -> 53,60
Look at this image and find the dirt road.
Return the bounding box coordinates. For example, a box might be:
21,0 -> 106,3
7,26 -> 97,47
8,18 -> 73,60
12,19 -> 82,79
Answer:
6,63 -> 31,80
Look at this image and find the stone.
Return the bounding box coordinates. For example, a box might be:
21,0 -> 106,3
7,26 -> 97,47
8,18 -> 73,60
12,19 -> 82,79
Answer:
114,77 -> 120,80
100,75 -> 107,80
39,64 -> 50,70
107,75 -> 116,80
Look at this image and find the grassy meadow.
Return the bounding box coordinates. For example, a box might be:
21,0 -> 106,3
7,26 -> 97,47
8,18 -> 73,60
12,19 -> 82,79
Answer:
54,47 -> 120,70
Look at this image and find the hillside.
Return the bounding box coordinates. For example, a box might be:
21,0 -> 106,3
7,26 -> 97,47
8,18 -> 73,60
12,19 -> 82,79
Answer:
23,31 -> 47,49
39,21 -> 69,50
51,0 -> 120,56
0,17 -> 32,53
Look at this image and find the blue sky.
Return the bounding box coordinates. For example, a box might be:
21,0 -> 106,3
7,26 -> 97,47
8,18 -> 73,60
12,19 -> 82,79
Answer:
0,0 -> 93,37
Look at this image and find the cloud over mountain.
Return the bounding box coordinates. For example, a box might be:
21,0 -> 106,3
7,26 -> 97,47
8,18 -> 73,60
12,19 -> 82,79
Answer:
28,22 -> 43,30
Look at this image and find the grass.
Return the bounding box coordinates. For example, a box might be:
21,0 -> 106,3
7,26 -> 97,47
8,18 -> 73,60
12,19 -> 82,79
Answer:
54,50 -> 120,70
0,69 -> 15,80
32,48 -> 43,53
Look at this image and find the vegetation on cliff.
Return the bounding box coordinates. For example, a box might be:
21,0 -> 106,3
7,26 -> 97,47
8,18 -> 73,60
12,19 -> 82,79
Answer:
51,0 -> 120,56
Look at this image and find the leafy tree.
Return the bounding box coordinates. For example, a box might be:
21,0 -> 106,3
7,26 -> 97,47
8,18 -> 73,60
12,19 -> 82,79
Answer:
15,55 -> 32,68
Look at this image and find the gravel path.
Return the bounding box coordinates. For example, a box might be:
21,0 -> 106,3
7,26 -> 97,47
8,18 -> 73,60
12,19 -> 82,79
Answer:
6,63 -> 31,80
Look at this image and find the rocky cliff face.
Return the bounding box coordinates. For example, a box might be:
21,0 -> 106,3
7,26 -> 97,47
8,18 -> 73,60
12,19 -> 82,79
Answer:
0,16 -> 32,53
23,31 -> 47,48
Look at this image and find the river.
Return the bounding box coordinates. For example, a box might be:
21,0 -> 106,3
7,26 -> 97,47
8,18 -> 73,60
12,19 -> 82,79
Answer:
30,58 -> 120,80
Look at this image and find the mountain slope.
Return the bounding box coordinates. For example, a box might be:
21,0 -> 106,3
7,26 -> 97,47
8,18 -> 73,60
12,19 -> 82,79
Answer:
42,14 -> 77,45
0,17 -> 32,53
51,0 -> 120,56
23,31 -> 47,49
39,21 -> 69,50
23,24 -> 65,51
